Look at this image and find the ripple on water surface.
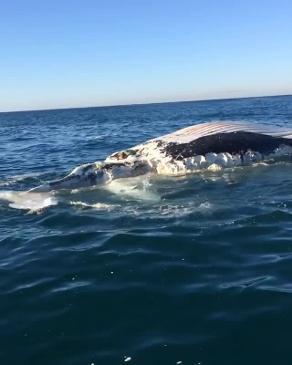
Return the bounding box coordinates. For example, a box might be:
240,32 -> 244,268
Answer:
1,96 -> 292,365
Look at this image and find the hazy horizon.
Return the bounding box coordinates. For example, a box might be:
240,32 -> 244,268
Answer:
1,0 -> 292,112
0,93 -> 291,114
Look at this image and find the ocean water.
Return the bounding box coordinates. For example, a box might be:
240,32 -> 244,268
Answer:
1,95 -> 292,365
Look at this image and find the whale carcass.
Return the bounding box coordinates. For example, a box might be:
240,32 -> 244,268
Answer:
31,121 -> 292,192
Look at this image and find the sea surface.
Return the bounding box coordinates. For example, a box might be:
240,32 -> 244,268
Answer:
1,95 -> 292,365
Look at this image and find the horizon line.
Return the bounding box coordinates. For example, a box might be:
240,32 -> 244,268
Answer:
1,93 -> 291,115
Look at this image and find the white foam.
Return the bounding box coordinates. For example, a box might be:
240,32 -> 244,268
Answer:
0,190 -> 58,211
158,204 -> 195,217
160,201 -> 213,217
106,176 -> 160,201
70,201 -> 116,210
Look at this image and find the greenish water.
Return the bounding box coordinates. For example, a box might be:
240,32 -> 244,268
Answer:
1,96 -> 292,365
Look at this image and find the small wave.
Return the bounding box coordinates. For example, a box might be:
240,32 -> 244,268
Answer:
158,204 -> 197,218
0,173 -> 42,187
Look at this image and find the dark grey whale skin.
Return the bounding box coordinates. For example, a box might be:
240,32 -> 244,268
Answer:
164,131 -> 292,159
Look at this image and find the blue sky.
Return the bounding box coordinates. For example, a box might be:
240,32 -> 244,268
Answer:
0,0 -> 291,111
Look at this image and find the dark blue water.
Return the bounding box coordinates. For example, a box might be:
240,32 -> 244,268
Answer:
1,96 -> 292,365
